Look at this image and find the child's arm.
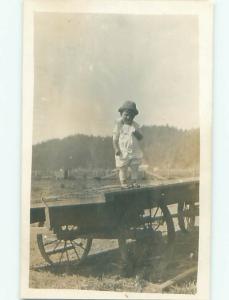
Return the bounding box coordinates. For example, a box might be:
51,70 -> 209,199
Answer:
113,137 -> 121,156
113,120 -> 122,156
132,122 -> 143,140
133,129 -> 143,140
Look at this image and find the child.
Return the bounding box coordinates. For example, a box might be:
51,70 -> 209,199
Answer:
113,101 -> 143,188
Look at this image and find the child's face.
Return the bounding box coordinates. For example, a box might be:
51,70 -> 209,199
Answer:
121,110 -> 135,124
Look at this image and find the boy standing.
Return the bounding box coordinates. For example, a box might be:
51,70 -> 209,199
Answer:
113,101 -> 143,188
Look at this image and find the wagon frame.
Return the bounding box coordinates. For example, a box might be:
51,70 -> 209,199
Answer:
30,177 -> 199,267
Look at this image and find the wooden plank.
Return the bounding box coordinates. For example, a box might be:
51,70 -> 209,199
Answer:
31,177 -> 199,209
31,196 -> 105,209
143,266 -> 198,293
160,266 -> 198,291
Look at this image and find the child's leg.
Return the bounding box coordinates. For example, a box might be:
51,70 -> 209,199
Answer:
130,163 -> 139,184
119,165 -> 128,187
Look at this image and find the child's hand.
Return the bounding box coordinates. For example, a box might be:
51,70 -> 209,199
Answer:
115,149 -> 121,156
132,129 -> 143,140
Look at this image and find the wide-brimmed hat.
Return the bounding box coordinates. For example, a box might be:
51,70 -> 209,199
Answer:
118,101 -> 139,115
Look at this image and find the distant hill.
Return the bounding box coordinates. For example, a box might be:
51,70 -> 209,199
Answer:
32,125 -> 199,171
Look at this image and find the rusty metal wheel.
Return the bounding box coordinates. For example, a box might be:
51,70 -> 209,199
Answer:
37,225 -> 92,266
118,202 -> 175,263
178,200 -> 196,233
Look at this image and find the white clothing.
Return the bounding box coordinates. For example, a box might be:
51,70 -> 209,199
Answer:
113,118 -> 143,168
119,163 -> 139,183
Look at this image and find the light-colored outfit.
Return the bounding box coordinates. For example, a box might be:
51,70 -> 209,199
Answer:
113,118 -> 143,183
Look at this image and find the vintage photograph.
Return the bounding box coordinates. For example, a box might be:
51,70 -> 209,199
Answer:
21,1 -> 213,299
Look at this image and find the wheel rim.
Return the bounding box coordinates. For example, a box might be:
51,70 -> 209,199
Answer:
37,225 -> 92,266
118,202 -> 175,262
178,200 -> 196,233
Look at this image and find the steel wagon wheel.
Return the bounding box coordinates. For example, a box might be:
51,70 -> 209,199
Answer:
178,200 -> 196,233
118,201 -> 175,263
37,225 -> 92,266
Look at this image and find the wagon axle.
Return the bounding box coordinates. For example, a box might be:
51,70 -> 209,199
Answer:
53,224 -> 165,241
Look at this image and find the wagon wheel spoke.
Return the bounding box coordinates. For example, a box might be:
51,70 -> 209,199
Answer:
58,241 -> 66,264
72,241 -> 86,250
153,223 -> 160,231
151,207 -> 165,231
178,200 -> 196,233
70,241 -> 80,260
36,228 -> 92,266
43,239 -> 59,246
65,242 -> 70,263
52,240 -> 62,252
152,206 -> 160,219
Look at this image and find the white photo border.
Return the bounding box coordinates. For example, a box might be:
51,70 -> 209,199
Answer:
21,1 -> 213,299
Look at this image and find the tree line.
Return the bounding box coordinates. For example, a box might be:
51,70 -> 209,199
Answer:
32,125 -> 199,171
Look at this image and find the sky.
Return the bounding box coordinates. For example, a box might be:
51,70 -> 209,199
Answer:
33,13 -> 199,144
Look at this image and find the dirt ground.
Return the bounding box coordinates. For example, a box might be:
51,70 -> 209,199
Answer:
29,178 -> 199,294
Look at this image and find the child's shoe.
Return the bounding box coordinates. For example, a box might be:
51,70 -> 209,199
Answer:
121,183 -> 129,189
121,183 -> 134,189
132,183 -> 141,188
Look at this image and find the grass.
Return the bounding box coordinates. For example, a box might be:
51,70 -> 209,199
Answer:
167,280 -> 197,294
29,227 -> 198,293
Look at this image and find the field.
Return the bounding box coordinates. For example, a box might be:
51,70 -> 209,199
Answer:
30,177 -> 199,294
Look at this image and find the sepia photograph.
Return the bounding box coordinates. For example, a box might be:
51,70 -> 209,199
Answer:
21,0 -> 213,299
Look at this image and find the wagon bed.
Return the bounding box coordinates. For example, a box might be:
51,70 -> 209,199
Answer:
31,177 -> 199,219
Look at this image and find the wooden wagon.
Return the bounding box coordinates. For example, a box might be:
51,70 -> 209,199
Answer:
30,178 -> 199,266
